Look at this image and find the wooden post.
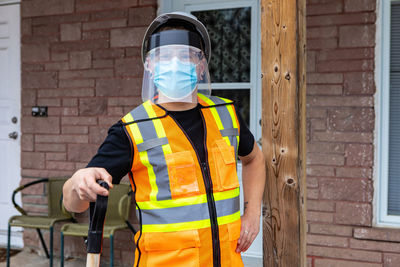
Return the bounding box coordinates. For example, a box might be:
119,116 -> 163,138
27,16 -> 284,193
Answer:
260,0 -> 307,266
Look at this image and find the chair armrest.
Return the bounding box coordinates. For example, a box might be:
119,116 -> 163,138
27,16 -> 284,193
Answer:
12,178 -> 49,215
118,194 -> 131,221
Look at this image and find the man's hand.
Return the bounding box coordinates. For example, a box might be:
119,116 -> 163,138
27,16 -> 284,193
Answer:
63,167 -> 113,213
236,210 -> 260,253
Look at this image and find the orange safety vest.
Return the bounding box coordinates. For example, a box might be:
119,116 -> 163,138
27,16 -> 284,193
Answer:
122,94 -> 243,267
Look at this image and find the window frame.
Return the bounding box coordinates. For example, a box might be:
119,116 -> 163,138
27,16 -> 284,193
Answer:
375,0 -> 400,227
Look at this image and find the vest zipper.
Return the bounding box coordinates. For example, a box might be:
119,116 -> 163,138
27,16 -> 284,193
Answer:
169,112 -> 221,267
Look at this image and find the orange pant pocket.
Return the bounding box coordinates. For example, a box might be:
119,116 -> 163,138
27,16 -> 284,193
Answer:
166,151 -> 200,198
143,230 -> 201,267
212,139 -> 239,191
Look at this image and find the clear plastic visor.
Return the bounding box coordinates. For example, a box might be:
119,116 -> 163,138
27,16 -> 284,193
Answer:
142,44 -> 211,104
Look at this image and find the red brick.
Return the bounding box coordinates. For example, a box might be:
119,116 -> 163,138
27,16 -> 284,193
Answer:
315,259 -> 381,267
62,125 -> 88,134
35,134 -> 88,143
311,118 -> 327,130
59,69 -> 113,79
93,49 -> 125,59
319,178 -> 372,202
23,203 -> 48,215
60,23 -> 81,41
89,126 -> 109,144
51,51 -> 68,61
307,13 -> 376,27
21,134 -> 34,152
128,6 -> 156,26
307,85 -> 343,95
308,38 -> 338,49
70,51 -> 91,69
307,234 -> 348,247
108,106 -> 124,116
308,73 -> 343,84
22,152 -> 45,169
384,253 -> 400,267
35,143 -> 66,152
61,116 -> 97,125
98,116 -> 121,126
90,9 -> 127,21
32,13 -> 90,26
335,202 -> 371,226
306,166 -> 335,177
346,144 -> 373,166
339,25 -> 375,48
317,59 -> 373,72
22,195 -> 47,205
46,161 -> 75,170
22,117 -> 60,134
22,71 -> 57,89
307,153 -> 345,165
309,223 -> 353,236
33,24 -> 59,36
37,98 -> 61,106
307,200 -> 335,212
307,142 -> 345,154
38,88 -> 94,97
318,48 -> 374,61
82,19 -> 127,31
307,51 -> 316,72
52,39 -> 109,52
22,18 -> 32,36
307,1 -> 343,16
344,72 -> 375,95
79,98 -> 107,115
314,131 -> 373,143
22,169 -> 73,177
44,62 -> 69,71
308,189 -> 319,200
59,79 -> 95,88
96,78 -> 141,96
307,211 -> 334,223
335,167 -> 372,179
307,107 -> 328,119
76,0 -> 138,12
126,47 -> 141,57
49,107 -> 79,116
139,0 -> 156,5
21,0 -> 74,17
20,178 -> 45,195
22,63 -> 44,72
328,107 -> 374,132
306,176 -> 319,187
115,58 -> 143,77
82,30 -> 110,40
68,144 -> 99,162
308,26 -> 338,39
22,44 -> 49,62
22,35 -> 58,44
307,245 -> 381,262
93,59 -> 114,69
344,0 -> 376,12
110,27 -> 147,47
62,98 -> 78,107
108,97 -> 141,107
354,227 -> 400,243
350,238 -> 400,253
45,152 -> 66,161
308,96 -> 373,107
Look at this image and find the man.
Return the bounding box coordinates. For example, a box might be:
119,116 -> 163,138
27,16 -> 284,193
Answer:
63,12 -> 266,267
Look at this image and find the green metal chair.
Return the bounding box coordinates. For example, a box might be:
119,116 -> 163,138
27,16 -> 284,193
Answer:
7,178 -> 73,267
60,183 -> 135,267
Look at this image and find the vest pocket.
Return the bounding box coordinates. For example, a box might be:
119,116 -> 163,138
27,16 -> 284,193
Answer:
143,230 -> 201,267
166,151 -> 200,198
212,139 -> 240,191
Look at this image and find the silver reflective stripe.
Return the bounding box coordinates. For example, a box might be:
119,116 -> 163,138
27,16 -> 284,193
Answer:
208,96 -> 239,155
220,128 -> 239,137
131,104 -> 172,201
140,195 -> 240,225
136,137 -> 169,152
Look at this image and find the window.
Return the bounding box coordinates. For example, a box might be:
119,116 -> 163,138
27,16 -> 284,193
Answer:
376,0 -> 400,226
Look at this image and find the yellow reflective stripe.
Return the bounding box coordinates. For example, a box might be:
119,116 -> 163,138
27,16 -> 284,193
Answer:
137,187 -> 240,210
226,104 -> 239,150
142,101 -> 173,155
124,113 -> 159,201
141,210 -> 241,233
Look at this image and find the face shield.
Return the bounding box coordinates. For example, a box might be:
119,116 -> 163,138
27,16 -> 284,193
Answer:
141,30 -> 211,104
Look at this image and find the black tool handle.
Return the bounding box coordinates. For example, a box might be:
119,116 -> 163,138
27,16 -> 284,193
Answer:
86,180 -> 109,254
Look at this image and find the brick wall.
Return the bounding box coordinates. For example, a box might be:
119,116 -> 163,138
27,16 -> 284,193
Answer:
306,0 -> 400,266
20,0 -> 157,265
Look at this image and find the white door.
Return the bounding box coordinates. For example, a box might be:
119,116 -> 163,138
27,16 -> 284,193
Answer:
161,1 -> 262,264
0,3 -> 22,247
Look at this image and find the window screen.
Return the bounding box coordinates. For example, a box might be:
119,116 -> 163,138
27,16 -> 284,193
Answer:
388,2 -> 400,215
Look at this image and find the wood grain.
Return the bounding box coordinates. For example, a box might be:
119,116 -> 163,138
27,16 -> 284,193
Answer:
260,0 -> 307,266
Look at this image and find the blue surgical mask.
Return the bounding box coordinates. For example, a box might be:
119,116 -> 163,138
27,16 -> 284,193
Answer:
153,58 -> 198,100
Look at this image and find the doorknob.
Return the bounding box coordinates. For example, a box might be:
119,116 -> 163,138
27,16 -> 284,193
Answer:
8,131 -> 18,140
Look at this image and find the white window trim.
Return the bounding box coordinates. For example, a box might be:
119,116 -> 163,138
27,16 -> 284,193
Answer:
374,0 -> 400,227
